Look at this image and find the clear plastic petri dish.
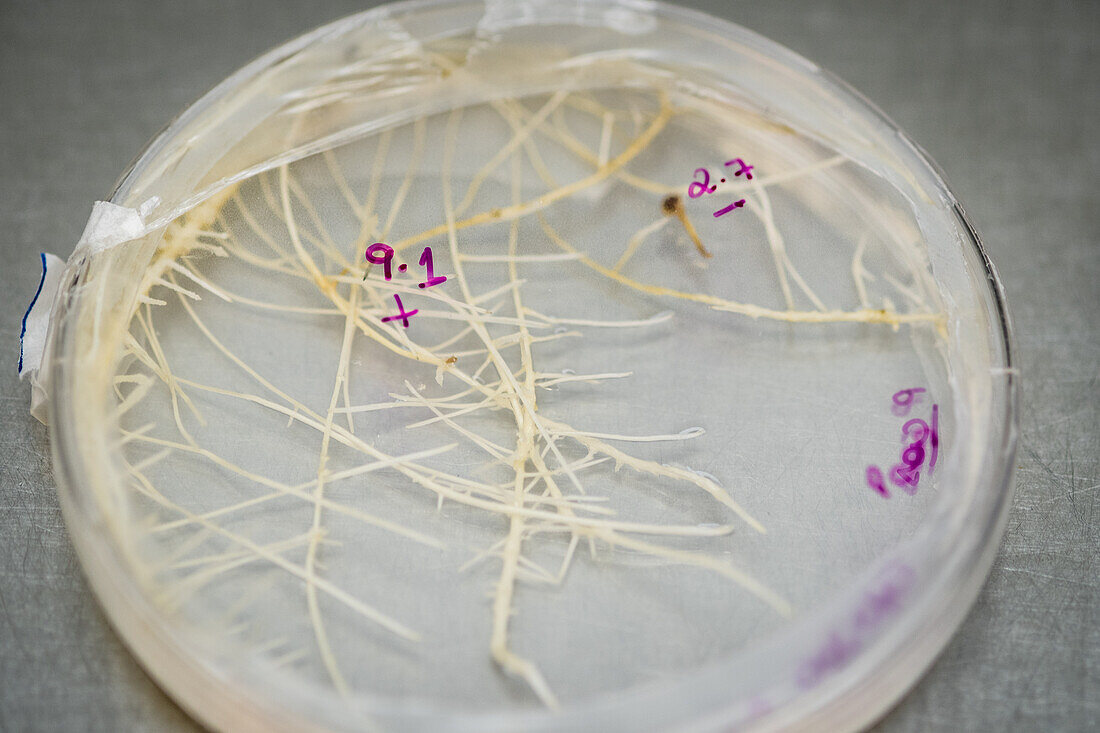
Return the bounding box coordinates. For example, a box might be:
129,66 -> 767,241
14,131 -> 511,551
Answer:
36,1 -> 1017,731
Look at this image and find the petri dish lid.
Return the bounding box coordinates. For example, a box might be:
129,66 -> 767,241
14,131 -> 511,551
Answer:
33,1 -> 1018,731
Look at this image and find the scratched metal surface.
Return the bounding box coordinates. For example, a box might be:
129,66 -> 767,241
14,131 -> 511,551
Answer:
0,1 -> 1095,731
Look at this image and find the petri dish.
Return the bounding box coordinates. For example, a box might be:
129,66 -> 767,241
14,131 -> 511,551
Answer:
33,1 -> 1018,731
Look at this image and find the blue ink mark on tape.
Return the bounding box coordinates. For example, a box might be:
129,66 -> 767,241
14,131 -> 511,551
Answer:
18,252 -> 65,378
18,253 -> 49,374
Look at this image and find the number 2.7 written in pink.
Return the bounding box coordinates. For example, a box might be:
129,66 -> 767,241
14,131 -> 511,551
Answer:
364,243 -> 447,328
688,157 -> 754,218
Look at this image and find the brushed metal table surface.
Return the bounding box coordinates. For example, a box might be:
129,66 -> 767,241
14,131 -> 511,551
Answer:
0,1 -> 1096,730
